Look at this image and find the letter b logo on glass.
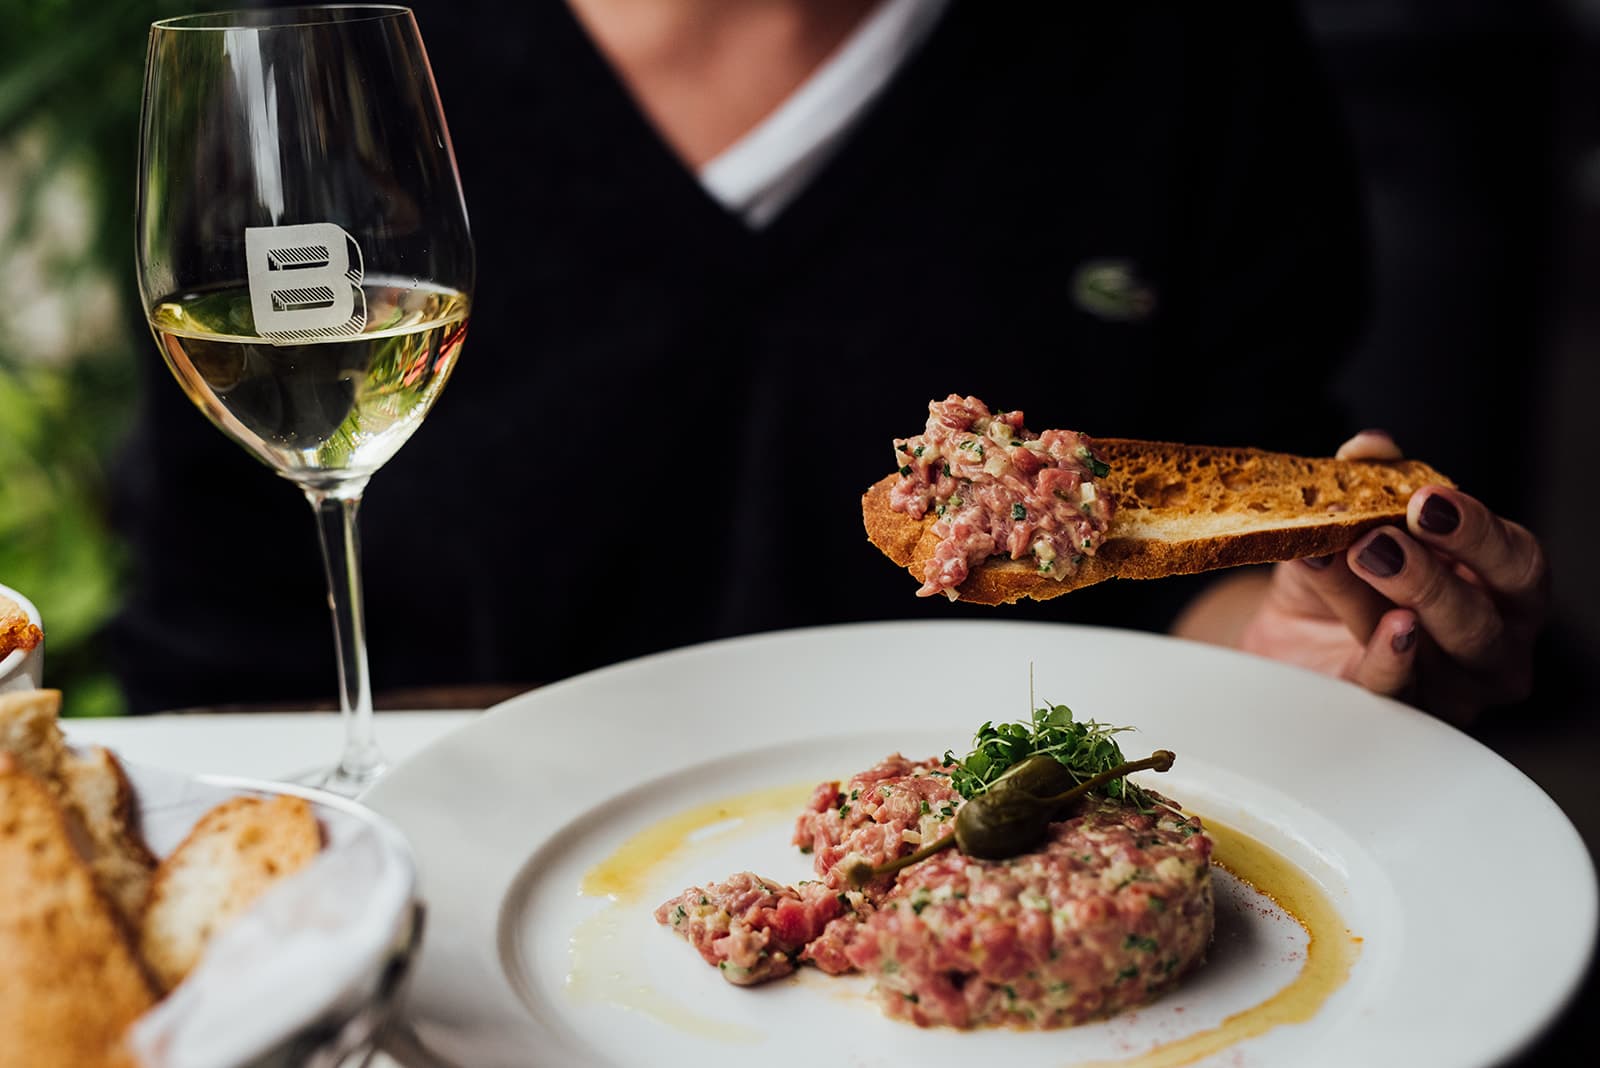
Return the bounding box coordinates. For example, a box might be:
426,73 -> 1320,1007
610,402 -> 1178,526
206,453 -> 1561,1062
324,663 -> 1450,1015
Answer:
244,223 -> 367,343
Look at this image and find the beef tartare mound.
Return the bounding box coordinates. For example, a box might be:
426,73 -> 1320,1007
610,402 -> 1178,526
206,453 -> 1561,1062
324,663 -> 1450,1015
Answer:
656,750 -> 1214,1028
792,754 -> 964,894
846,796 -> 1212,1028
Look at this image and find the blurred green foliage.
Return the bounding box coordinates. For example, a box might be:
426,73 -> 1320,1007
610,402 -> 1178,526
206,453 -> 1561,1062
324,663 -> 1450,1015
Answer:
1,0 -> 211,715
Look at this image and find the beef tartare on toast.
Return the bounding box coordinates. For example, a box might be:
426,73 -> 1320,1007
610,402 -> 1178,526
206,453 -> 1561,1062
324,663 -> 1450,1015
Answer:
656,708 -> 1213,1029
864,394 -> 1451,603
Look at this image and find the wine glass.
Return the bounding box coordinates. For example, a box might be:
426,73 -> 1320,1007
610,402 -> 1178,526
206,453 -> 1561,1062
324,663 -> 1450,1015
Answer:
136,5 -> 473,795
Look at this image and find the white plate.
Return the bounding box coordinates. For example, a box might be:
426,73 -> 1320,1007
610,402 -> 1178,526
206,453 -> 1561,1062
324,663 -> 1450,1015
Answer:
364,622 -> 1597,1068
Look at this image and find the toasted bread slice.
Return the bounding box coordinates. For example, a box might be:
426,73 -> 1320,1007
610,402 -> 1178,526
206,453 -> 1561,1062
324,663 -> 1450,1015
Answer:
0,753 -> 153,1068
60,747 -> 158,930
138,794 -> 323,993
1,691 -> 157,932
0,688 -> 67,785
863,439 -> 1452,605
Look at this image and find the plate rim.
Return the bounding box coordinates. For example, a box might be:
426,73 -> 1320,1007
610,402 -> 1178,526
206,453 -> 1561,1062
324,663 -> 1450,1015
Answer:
367,619 -> 1600,1067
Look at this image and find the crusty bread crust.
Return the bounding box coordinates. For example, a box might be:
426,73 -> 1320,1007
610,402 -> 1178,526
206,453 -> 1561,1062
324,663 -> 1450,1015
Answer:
1,692 -> 158,935
0,689 -> 68,785
863,439 -> 1452,605
0,754 -> 153,1068
61,747 -> 159,931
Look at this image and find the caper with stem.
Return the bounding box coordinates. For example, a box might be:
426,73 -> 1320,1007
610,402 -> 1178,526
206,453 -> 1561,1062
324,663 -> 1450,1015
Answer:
841,750 -> 1176,887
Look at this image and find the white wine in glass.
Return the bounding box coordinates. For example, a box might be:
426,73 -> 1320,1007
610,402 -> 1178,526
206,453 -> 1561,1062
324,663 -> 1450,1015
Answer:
136,5 -> 473,794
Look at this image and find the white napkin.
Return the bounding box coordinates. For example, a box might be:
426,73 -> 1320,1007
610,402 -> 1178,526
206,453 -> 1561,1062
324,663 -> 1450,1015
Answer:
117,761 -> 415,1068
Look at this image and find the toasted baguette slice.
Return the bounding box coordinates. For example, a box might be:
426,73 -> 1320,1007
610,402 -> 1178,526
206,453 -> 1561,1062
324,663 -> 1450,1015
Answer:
60,747 -> 158,930
139,794 -> 323,993
0,688 -> 67,785
1,691 -> 157,933
0,753 -> 153,1068
863,439 -> 1452,605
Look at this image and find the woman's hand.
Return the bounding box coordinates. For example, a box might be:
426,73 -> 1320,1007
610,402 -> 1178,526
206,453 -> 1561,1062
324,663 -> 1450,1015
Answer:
1237,431 -> 1550,724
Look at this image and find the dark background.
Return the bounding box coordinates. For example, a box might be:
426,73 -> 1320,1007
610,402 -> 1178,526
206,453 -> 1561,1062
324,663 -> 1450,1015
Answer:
1301,2 -> 1600,1057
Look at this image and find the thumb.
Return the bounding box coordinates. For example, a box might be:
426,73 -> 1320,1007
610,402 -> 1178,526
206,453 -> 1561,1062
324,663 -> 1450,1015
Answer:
1336,428 -> 1404,462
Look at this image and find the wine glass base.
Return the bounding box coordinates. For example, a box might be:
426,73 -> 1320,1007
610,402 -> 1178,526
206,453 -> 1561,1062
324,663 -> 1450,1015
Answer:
283,760 -> 389,799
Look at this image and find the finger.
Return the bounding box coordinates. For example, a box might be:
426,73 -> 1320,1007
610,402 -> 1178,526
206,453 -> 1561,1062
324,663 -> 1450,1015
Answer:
1344,608 -> 1419,699
1407,487 -> 1550,619
1335,428 -> 1404,462
1287,552 -> 1392,643
1347,526 -> 1506,670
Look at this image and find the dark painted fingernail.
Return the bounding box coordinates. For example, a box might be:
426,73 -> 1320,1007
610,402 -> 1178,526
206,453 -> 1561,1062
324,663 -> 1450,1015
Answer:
1392,625 -> 1417,654
1418,494 -> 1460,535
1303,554 -> 1334,569
1356,533 -> 1405,578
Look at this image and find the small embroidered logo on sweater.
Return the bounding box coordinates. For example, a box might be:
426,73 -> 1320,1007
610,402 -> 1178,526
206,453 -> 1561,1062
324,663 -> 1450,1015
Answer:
1071,259 -> 1155,322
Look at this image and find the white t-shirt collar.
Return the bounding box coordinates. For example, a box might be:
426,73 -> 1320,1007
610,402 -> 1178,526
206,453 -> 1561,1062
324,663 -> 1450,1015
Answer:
698,0 -> 952,229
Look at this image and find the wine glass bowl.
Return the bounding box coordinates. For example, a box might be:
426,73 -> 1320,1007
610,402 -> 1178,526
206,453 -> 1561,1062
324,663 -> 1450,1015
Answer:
136,5 -> 473,793
147,281 -> 468,485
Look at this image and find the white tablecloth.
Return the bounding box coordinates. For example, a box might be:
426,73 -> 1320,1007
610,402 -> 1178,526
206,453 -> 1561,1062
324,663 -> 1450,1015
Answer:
63,711 -> 478,783
63,710 -> 480,1068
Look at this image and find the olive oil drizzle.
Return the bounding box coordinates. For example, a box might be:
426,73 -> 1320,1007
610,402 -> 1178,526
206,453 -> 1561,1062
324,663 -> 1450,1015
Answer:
1073,815 -> 1362,1068
568,782 -> 814,1041
580,782 -> 812,899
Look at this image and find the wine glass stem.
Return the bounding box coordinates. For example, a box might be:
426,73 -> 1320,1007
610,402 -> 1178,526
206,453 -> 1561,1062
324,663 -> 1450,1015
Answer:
306,483 -> 385,793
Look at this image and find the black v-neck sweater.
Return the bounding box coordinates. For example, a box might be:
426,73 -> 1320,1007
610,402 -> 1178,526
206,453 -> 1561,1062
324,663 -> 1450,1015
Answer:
109,1 -> 1365,711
